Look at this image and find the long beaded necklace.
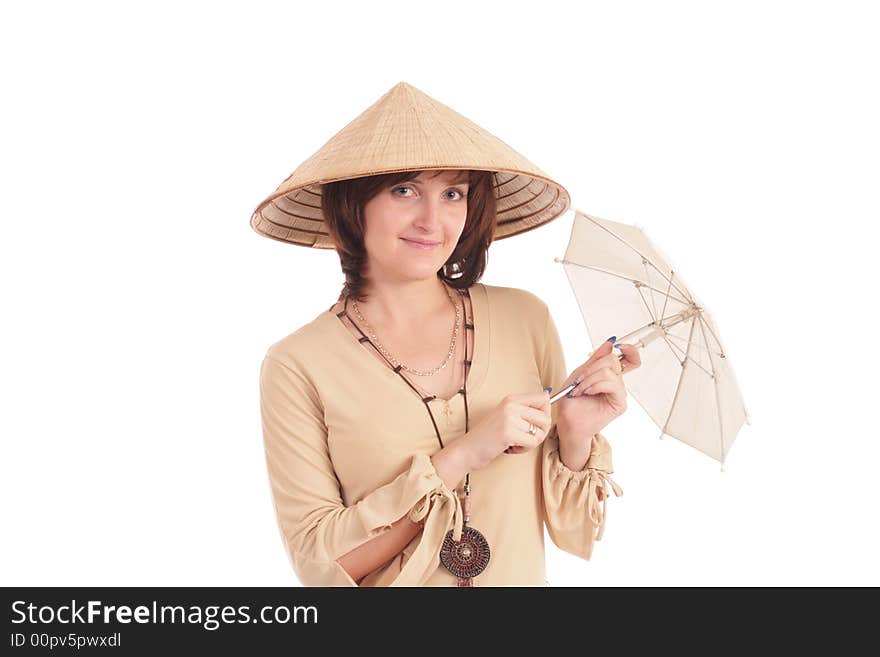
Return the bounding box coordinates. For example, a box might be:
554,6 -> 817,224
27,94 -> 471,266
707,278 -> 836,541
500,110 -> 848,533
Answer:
335,284 -> 490,586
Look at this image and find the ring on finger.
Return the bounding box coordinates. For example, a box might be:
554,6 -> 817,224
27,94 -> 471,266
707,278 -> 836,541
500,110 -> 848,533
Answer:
527,422 -> 537,436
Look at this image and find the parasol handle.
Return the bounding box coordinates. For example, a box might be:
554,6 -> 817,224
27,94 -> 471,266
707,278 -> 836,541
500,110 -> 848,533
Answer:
613,306 -> 698,350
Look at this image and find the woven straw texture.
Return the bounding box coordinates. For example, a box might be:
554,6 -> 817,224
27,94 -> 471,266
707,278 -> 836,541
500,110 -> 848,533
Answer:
250,82 -> 570,248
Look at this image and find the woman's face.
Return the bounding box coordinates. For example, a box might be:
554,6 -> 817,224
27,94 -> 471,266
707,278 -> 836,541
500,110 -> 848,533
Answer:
362,169 -> 469,285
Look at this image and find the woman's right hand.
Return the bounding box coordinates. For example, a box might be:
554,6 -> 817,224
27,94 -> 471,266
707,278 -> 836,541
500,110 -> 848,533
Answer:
461,392 -> 553,471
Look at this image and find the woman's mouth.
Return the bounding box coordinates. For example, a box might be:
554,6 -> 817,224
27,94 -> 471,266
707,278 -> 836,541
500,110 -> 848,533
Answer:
400,238 -> 440,250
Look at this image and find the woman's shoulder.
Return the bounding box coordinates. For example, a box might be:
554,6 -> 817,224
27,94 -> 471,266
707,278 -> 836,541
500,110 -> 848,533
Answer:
263,306 -> 337,368
480,282 -> 549,315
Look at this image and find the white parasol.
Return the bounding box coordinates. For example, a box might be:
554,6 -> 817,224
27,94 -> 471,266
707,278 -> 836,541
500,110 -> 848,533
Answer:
555,210 -> 750,468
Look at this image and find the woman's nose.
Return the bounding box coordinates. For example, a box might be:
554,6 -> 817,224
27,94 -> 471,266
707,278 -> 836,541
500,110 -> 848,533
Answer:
412,198 -> 442,230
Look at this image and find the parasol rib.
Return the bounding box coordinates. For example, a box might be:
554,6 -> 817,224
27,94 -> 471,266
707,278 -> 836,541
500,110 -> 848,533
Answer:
555,258 -> 692,307
660,270 -> 674,322
574,216 -> 694,301
661,316 -> 698,441
697,312 -> 726,466
642,258 -> 661,321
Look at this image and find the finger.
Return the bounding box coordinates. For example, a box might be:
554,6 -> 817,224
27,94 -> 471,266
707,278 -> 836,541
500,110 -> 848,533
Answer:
572,367 -> 618,397
582,378 -> 626,405
560,371 -> 586,395
518,389 -> 552,410
561,339 -> 615,389
515,419 -> 546,450
568,364 -> 615,397
617,343 -> 641,372
521,418 -> 538,438
591,353 -> 622,375
519,405 -> 552,434
504,406 -> 552,453
585,338 -> 615,371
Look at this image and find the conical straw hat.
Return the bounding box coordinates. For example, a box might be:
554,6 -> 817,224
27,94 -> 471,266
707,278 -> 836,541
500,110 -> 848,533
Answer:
250,81 -> 571,249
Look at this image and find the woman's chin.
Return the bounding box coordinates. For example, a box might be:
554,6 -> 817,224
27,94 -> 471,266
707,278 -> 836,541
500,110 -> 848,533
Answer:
396,266 -> 442,282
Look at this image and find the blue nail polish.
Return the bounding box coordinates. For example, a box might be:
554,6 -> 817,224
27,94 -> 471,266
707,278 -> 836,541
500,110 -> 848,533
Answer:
544,387 -> 553,394
607,335 -> 617,343
613,343 -> 621,349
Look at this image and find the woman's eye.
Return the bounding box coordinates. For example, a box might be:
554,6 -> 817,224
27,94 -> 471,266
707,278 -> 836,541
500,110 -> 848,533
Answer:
392,185 -> 466,199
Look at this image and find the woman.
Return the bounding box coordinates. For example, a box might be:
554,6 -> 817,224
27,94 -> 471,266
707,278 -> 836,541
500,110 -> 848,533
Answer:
253,82 -> 639,586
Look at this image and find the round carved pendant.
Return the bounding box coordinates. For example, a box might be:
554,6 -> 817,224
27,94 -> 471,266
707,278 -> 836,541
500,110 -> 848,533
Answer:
440,526 -> 490,579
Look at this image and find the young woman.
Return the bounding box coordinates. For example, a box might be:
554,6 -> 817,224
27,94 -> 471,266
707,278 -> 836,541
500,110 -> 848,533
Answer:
253,82 -> 638,586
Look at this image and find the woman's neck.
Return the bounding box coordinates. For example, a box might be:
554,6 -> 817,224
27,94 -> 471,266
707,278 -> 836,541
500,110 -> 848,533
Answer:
357,277 -> 454,332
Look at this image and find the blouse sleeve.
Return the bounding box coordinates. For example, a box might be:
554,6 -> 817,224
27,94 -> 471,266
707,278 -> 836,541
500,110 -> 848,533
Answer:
535,301 -> 624,560
259,353 -> 464,587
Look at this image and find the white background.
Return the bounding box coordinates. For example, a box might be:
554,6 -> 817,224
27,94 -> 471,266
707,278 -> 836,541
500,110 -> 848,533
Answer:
2,1 -> 877,586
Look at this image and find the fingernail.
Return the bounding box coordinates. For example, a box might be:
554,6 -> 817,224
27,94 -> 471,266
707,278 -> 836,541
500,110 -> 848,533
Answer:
606,335 -> 617,343
544,387 -> 553,394
613,342 -> 621,349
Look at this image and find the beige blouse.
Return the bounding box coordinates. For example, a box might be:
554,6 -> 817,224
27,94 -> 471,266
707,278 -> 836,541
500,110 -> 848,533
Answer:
259,283 -> 622,586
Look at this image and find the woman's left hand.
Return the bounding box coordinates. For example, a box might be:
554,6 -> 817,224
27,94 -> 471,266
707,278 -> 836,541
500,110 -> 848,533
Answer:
557,338 -> 642,439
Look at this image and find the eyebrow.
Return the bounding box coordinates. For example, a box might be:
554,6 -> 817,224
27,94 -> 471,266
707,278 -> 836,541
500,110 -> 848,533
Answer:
411,172 -> 470,185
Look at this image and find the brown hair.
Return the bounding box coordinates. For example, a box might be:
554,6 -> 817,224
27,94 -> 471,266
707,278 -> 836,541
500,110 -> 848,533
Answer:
321,169 -> 497,303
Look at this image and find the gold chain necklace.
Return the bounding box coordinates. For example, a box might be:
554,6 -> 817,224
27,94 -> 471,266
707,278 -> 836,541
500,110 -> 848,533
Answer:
351,283 -> 461,376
